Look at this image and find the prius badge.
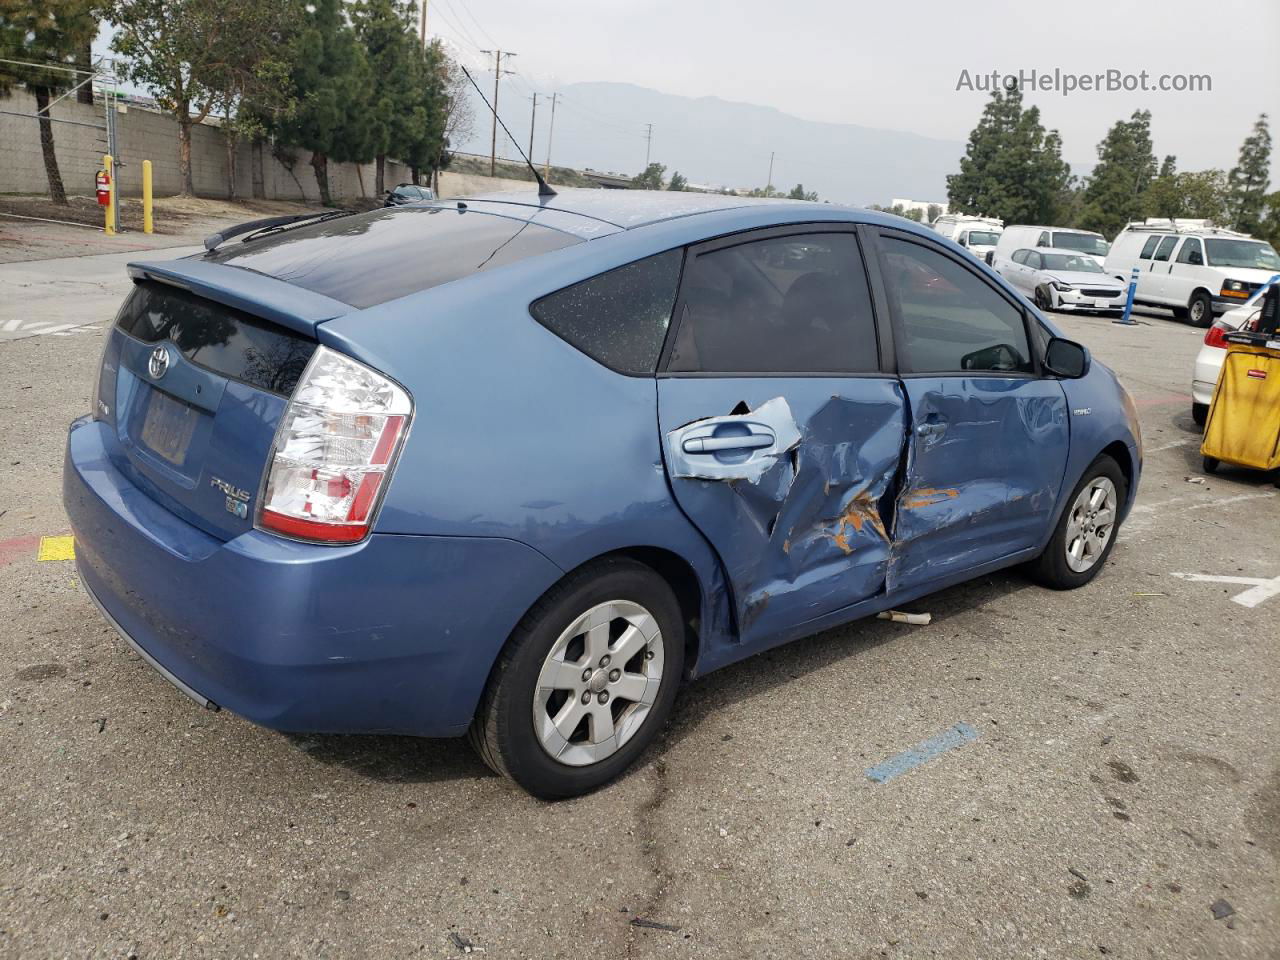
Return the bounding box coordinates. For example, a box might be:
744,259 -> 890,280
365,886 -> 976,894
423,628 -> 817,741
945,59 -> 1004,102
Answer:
211,476 -> 251,519
148,344 -> 170,379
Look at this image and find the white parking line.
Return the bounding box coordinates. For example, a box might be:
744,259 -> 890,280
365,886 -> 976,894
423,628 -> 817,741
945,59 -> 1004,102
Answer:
1170,572 -> 1280,609
1145,438 -> 1198,453
0,319 -> 100,341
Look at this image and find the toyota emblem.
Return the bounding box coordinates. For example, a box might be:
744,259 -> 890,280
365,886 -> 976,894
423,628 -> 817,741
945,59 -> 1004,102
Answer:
148,344 -> 170,379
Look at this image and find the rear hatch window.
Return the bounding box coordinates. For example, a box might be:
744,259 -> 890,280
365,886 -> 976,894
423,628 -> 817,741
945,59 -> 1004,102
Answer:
205,206 -> 581,308
118,280 -> 315,395
99,281 -> 316,541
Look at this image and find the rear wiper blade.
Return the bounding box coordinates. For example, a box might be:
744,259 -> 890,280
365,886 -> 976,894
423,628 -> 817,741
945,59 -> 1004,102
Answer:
203,210 -> 356,252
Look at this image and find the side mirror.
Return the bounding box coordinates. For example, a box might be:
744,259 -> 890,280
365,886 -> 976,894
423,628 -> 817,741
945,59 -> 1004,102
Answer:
956,236 -> 967,246
1044,337 -> 1090,378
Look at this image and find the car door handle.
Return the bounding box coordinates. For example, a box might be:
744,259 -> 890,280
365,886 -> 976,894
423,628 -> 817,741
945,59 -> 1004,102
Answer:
916,421 -> 947,438
682,433 -> 774,454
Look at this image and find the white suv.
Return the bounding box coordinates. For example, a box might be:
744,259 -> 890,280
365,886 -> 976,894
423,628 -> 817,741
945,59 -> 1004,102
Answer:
1104,220 -> 1280,327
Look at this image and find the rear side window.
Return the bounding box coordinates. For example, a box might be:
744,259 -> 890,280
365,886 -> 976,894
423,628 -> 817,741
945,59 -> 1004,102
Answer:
530,250 -> 683,374
667,232 -> 878,374
116,280 -> 316,395
208,207 -> 581,309
1139,235 -> 1161,259
881,236 -> 1032,375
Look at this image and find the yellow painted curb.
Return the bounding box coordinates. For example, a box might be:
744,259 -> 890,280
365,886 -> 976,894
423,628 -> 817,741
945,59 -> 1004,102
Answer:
37,536 -> 75,562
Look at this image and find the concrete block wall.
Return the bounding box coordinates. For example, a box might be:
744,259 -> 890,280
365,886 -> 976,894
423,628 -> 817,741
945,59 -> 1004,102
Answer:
1,90 -> 415,204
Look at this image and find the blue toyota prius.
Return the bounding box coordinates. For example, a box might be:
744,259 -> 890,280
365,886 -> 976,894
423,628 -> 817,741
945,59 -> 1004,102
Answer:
64,189 -> 1142,798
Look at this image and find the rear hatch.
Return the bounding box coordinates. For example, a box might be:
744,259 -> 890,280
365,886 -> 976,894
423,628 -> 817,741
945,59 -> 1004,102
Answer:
95,205 -> 584,541
95,271 -> 342,541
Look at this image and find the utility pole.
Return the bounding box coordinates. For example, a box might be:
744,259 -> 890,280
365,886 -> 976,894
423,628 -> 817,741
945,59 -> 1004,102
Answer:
527,93 -> 537,163
418,0 -> 427,47
644,123 -> 653,168
479,49 -> 517,177
766,151 -> 775,196
543,92 -> 558,179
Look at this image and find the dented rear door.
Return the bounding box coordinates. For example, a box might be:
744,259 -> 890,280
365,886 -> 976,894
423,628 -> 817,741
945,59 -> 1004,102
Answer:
872,231 -> 1069,592
657,227 -> 906,644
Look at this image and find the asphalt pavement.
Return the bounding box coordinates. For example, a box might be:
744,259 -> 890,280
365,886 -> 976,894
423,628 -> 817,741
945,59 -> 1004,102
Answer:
0,241 -> 1276,960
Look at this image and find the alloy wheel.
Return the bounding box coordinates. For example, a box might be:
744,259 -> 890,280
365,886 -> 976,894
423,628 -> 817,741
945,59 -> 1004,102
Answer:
1064,477 -> 1118,573
532,600 -> 664,767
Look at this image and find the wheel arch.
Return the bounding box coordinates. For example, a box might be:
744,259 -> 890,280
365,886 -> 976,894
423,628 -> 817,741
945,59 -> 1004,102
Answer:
564,546 -> 708,677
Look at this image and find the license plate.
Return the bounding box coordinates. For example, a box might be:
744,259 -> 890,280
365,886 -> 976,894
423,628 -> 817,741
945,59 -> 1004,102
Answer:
140,389 -> 198,466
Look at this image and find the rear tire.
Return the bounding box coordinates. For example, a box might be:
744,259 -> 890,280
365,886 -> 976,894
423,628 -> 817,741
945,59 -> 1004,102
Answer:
1028,455 -> 1127,590
1203,455 -> 1219,474
468,558 -> 684,800
1192,402 -> 1208,427
1188,291 -> 1214,328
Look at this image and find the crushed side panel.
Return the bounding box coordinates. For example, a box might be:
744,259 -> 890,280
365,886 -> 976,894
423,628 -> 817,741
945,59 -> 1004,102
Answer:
662,384 -> 908,640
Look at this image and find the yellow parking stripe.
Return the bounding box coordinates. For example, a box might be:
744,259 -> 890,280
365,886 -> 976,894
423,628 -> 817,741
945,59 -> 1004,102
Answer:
36,536 -> 76,562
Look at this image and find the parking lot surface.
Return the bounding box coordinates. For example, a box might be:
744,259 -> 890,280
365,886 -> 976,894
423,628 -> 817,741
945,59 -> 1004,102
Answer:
1,243 -> 1276,959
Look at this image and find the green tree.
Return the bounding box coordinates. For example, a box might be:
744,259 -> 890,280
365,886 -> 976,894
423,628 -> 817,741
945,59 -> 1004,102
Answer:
111,0 -> 252,196
1078,110 -> 1157,237
1142,169 -> 1230,222
667,170 -> 688,191
632,162 -> 665,190
208,2 -> 300,199
926,203 -> 942,223
1158,155 -> 1176,179
1227,114 -> 1271,234
353,0 -> 427,196
0,0 -> 99,204
1256,190 -> 1280,250
946,86 -> 1073,225
788,183 -> 818,201
276,0 -> 373,205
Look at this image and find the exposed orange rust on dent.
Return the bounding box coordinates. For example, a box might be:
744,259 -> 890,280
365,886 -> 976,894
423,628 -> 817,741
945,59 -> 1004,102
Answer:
828,492 -> 888,554
901,487 -> 960,509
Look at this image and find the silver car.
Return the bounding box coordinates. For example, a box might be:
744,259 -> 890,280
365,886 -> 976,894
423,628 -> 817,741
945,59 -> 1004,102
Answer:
999,249 -> 1128,313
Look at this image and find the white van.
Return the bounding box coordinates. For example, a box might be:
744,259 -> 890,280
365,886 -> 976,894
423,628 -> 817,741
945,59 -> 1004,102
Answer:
933,215 -> 1003,262
991,226 -> 1111,277
1103,220 -> 1280,327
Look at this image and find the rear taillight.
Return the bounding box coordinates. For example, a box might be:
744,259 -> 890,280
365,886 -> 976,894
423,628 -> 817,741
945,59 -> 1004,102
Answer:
1203,321 -> 1231,349
258,346 -> 412,544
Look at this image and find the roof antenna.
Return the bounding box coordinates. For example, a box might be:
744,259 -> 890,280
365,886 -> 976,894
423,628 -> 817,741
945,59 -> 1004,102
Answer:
459,64 -> 556,198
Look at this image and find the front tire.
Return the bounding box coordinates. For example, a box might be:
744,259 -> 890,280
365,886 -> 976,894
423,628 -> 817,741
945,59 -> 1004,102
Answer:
1029,455 -> 1127,590
1034,287 -> 1053,311
1188,291 -> 1214,328
468,558 -> 684,800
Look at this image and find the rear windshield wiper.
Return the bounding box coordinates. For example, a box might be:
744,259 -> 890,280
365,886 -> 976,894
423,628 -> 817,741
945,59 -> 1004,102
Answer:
203,210 -> 357,252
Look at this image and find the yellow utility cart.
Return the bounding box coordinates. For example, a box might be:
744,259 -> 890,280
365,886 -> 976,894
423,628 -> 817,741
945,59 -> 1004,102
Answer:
1201,284 -> 1280,476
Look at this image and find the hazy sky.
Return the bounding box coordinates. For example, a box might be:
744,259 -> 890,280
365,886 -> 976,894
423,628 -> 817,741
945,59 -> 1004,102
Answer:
425,0 -> 1279,177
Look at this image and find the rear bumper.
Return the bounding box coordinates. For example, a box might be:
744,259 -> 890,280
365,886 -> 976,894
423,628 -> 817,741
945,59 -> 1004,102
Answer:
1193,345 -> 1224,407
64,416 -> 563,737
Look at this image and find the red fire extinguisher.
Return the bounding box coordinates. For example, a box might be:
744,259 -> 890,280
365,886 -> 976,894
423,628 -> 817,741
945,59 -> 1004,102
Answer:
96,169 -> 111,206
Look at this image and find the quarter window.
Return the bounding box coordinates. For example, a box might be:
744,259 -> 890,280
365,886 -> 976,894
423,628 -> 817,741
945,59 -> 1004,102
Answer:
1011,250 -> 1028,265
531,250 -> 683,374
1139,235 -> 1161,259
1152,236 -> 1178,262
881,237 -> 1032,375
666,232 -> 878,374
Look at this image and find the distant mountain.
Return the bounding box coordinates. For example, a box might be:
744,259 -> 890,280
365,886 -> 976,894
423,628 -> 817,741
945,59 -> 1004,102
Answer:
455,80 -> 968,206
